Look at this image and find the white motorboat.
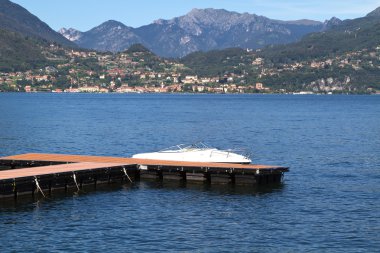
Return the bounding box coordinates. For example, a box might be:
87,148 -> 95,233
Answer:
132,142 -> 252,164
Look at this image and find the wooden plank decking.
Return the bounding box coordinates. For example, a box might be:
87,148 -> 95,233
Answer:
0,162 -> 128,180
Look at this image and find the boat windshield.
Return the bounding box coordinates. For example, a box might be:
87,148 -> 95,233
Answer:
159,142 -> 211,152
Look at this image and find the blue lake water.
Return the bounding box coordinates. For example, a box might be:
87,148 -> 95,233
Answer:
0,93 -> 379,252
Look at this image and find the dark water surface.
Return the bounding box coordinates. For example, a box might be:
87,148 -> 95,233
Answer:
0,93 -> 379,252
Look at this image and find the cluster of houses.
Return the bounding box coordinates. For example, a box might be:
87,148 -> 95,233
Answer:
0,46 -> 271,93
2,44 -> 379,93
5,67 -> 270,93
41,82 -> 268,94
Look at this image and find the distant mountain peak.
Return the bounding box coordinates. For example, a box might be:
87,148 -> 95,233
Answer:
88,20 -> 135,34
328,17 -> 342,23
58,27 -> 82,41
58,27 -> 78,33
184,8 -> 249,23
101,20 -> 127,27
366,7 -> 380,17
84,19 -> 134,35
323,17 -> 343,29
67,19 -> 143,52
153,19 -> 165,25
155,9 -> 230,25
188,8 -> 230,15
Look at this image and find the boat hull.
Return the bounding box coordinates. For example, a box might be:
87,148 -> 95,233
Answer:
132,148 -> 252,164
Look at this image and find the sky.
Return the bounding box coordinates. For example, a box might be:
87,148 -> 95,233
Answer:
11,0 -> 380,31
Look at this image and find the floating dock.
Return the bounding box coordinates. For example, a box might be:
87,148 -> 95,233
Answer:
0,153 -> 289,199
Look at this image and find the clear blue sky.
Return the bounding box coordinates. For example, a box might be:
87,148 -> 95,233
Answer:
11,0 -> 380,31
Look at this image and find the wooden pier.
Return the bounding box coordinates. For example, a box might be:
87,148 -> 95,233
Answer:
0,153 -> 289,199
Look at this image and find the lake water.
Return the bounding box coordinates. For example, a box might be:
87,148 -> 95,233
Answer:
0,93 -> 379,252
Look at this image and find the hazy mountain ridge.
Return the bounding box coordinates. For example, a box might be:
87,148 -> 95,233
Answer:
366,7 -> 380,17
59,8 -> 329,57
258,11 -> 380,62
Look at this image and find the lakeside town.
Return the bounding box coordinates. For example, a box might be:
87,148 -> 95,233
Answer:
1,43 -> 379,94
0,45 -> 269,94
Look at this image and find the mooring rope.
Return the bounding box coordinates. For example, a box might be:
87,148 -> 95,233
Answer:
34,177 -> 46,198
72,172 -> 80,191
122,167 -> 133,183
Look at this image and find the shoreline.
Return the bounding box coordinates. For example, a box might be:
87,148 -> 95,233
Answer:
0,91 -> 377,95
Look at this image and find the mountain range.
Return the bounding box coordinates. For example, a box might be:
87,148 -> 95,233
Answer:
257,7 -> 380,62
59,8 -> 339,57
182,7 -> 380,74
